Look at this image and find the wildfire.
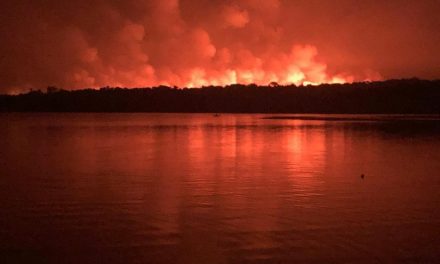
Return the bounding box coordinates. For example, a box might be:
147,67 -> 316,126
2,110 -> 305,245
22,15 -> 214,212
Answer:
0,0 -> 383,93
184,45 -> 354,88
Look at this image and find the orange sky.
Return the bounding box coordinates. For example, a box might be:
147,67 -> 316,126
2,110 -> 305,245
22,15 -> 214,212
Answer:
0,0 -> 439,93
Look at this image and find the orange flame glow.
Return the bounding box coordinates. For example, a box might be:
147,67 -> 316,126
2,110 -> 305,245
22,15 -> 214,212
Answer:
185,45 -> 355,87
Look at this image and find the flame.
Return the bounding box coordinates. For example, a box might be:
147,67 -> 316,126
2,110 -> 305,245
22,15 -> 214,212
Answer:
184,45 -> 355,88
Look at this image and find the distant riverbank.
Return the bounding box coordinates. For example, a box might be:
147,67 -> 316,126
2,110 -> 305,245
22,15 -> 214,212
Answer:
1,79 -> 439,114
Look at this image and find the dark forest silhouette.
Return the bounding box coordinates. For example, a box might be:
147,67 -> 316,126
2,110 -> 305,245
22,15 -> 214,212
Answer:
0,79 -> 439,113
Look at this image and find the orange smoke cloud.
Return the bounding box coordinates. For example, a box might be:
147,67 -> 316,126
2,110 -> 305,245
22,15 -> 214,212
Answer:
16,0 -> 440,93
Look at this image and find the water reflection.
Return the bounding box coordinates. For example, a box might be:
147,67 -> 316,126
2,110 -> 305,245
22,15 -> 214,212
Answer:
0,113 -> 440,263
284,123 -> 326,194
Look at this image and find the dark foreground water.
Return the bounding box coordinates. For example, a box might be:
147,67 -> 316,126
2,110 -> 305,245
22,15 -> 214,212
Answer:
1,114 -> 440,263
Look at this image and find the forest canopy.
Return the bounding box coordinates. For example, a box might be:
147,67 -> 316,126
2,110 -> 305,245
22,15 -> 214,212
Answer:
1,79 -> 439,114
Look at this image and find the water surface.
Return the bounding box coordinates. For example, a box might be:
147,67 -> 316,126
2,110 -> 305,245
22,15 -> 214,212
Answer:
1,113 -> 440,263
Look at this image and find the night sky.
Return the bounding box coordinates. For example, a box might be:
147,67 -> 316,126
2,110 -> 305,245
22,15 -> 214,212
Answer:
1,0 -> 439,93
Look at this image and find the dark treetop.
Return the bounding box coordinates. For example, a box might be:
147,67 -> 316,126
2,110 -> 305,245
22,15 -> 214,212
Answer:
1,79 -> 439,114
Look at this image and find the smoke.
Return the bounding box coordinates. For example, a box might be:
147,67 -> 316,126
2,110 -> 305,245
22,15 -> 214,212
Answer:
0,0 -> 439,93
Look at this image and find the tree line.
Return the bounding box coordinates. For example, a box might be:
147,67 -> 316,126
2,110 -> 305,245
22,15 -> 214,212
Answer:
0,79 -> 439,113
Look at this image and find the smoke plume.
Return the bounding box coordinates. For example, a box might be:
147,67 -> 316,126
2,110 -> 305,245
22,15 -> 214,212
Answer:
0,0 -> 439,93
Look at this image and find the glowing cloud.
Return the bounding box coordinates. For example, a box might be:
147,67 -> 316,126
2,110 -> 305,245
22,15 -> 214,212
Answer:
17,0 -> 440,93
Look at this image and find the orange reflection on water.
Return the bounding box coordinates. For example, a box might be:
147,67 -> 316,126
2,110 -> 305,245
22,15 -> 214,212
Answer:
282,121 -> 327,199
3,114 -> 440,263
